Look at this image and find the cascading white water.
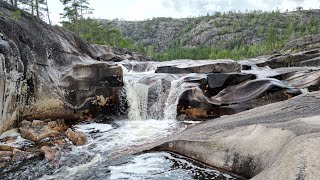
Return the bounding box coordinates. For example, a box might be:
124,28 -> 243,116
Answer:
123,74 -> 150,121
120,62 -> 183,121
163,77 -> 184,120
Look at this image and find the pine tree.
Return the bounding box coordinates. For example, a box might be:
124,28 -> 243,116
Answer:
19,0 -> 49,22
60,0 -> 92,34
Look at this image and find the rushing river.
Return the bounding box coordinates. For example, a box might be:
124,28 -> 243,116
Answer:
2,61 -> 246,180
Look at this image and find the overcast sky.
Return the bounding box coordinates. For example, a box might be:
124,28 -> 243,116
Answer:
47,0 -> 320,24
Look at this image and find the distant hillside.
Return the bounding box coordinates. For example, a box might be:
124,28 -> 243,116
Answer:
100,9 -> 320,60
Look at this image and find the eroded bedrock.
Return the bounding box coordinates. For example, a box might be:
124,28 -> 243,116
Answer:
176,73 -> 301,120
271,68 -> 320,91
155,59 -> 241,74
0,2 -> 126,132
120,60 -> 158,72
255,49 -> 320,68
22,62 -> 124,121
151,91 -> 320,179
93,44 -> 152,62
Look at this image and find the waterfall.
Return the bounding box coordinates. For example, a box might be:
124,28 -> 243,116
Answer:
163,78 -> 184,120
123,74 -> 149,121
121,63 -> 182,121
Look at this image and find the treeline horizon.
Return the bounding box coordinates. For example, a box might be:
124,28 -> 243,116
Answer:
1,0 -> 319,61
65,8 -> 319,61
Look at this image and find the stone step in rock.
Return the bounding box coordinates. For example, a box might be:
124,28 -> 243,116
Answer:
155,60 -> 241,74
271,68 -> 320,91
256,49 -> 320,68
119,61 -> 158,72
93,44 -> 153,62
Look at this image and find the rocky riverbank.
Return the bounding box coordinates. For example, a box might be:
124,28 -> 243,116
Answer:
1,2 -> 320,179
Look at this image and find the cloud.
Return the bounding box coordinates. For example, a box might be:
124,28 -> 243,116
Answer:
48,0 -> 320,24
161,0 -> 320,15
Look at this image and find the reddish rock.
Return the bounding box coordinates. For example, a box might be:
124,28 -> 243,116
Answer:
40,146 -> 56,161
48,120 -> 67,132
31,120 -> 46,127
65,129 -> 87,146
0,129 -> 31,151
0,151 -> 12,169
19,125 -> 60,142
20,120 -> 32,127
0,137 -> 18,151
179,108 -> 208,119
12,149 -> 29,162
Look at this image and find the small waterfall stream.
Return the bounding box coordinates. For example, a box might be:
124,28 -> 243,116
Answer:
121,62 -> 182,121
123,74 -> 150,120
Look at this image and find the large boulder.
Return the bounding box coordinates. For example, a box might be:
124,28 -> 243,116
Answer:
151,91 -> 320,179
0,2 -> 127,132
177,77 -> 301,120
205,73 -> 256,96
155,60 -> 241,74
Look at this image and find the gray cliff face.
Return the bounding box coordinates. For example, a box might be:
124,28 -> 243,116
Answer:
102,18 -> 192,52
0,2 -> 125,133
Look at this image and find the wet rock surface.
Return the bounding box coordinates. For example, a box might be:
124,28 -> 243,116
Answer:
40,146 -> 56,161
150,91 -> 320,179
155,60 -> 241,74
0,129 -> 32,151
0,129 -> 37,173
139,74 -> 180,119
65,128 -> 87,146
0,119 -> 88,175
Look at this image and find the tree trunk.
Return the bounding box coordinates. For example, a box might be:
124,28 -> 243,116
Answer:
31,0 -> 34,16
36,0 -> 39,18
45,0 -> 51,25
80,1 -> 83,34
13,0 -> 17,7
80,1 -> 83,18
75,6 -> 79,34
